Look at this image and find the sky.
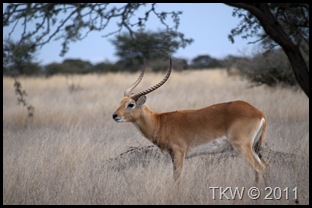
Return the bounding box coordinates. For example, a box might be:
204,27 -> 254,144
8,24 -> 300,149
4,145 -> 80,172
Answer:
3,3 -> 260,65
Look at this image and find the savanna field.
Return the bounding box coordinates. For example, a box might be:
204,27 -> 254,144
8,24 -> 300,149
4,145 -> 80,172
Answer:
3,69 -> 309,205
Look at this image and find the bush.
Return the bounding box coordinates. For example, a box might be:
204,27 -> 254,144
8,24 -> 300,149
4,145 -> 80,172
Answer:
44,59 -> 94,76
235,49 -> 298,87
190,55 -> 222,69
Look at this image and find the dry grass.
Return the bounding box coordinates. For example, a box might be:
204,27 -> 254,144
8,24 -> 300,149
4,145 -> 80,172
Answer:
3,69 -> 309,205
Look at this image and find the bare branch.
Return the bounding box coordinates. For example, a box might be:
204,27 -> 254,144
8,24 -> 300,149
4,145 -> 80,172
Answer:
226,3 -> 309,97
4,3 -> 185,56
4,3 -> 184,56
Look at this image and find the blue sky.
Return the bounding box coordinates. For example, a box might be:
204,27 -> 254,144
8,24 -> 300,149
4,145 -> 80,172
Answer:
3,3 -> 259,65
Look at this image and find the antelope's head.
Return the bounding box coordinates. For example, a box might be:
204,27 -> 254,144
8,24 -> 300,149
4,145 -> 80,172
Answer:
112,58 -> 172,123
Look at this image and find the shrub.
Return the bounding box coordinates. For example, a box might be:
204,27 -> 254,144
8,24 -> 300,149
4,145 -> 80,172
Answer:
235,49 -> 298,87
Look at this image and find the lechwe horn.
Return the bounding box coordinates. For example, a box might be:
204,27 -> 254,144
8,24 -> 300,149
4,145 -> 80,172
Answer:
131,58 -> 172,101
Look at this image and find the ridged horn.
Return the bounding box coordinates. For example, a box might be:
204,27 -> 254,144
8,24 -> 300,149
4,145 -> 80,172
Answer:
131,58 -> 172,101
124,59 -> 146,97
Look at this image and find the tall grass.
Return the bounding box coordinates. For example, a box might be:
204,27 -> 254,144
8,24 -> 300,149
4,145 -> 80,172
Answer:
3,69 -> 309,204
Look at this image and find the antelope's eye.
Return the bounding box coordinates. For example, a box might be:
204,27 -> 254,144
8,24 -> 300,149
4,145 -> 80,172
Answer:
127,103 -> 135,108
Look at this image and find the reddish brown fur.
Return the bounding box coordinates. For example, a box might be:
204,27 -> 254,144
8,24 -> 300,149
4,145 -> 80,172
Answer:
113,97 -> 267,180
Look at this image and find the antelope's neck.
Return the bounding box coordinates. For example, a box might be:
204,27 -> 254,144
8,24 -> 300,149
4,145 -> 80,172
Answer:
132,105 -> 160,143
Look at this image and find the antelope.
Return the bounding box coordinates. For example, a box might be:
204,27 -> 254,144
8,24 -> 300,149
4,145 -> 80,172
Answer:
112,58 -> 267,180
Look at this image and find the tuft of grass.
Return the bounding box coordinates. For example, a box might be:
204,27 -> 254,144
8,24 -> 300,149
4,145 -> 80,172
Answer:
3,70 -> 309,205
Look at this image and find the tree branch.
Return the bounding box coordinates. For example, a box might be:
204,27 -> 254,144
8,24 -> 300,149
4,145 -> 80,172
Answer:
3,3 -> 184,56
226,3 -> 309,97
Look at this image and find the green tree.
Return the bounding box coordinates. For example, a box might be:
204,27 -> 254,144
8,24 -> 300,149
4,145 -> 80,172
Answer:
110,30 -> 192,71
3,39 -> 41,76
44,59 -> 94,75
44,62 -> 66,76
93,61 -> 119,73
62,59 -> 93,74
191,55 -> 221,69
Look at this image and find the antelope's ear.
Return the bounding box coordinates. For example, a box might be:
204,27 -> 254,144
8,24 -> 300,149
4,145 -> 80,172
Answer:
136,95 -> 146,107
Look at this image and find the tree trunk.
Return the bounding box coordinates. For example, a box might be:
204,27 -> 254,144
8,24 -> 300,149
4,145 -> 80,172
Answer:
225,3 -> 309,98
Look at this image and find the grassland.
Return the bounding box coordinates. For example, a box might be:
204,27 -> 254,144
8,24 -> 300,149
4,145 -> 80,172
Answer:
3,69 -> 309,205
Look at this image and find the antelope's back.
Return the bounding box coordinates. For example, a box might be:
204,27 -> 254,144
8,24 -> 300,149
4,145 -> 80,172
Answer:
157,100 -> 265,144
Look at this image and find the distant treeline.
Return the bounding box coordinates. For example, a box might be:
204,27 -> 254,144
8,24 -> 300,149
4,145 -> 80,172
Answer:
4,29 -> 307,88
3,49 -> 302,88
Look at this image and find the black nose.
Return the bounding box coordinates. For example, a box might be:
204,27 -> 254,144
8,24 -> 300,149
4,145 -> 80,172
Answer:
112,114 -> 118,119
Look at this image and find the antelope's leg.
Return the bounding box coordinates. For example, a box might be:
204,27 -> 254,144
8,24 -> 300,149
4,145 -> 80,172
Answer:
169,147 -> 186,180
232,142 -> 266,174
